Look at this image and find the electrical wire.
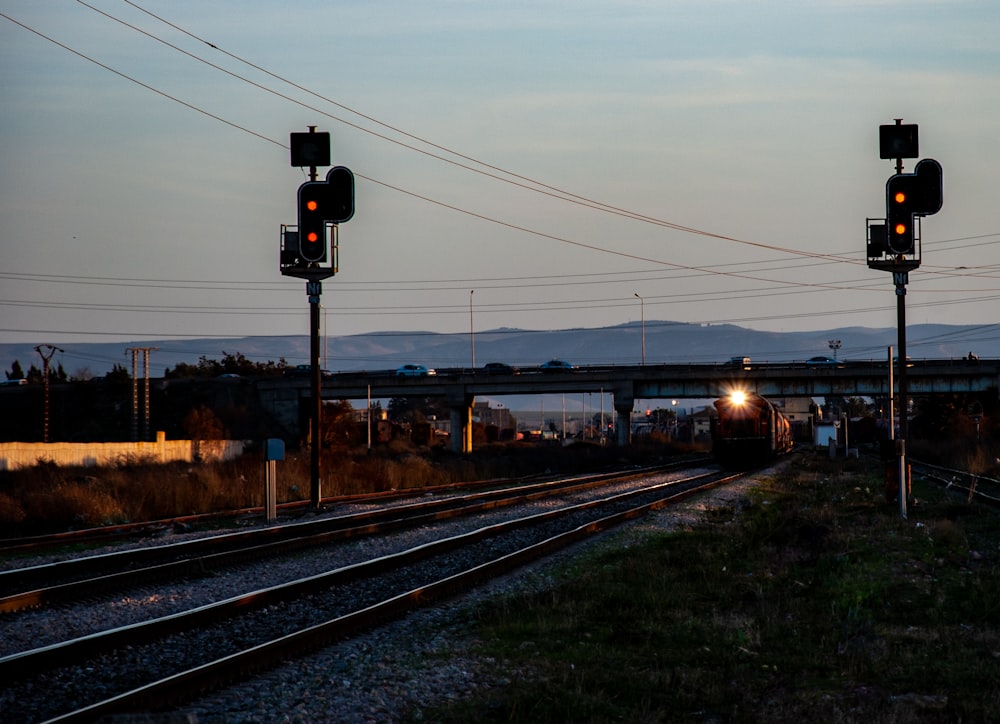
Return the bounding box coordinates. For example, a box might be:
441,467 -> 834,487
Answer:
1,8 -> 997,339
4,8 -> 869,296
6,8 -> 999,293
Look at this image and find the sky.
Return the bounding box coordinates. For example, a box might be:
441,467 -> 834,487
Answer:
2,1 -> 999,363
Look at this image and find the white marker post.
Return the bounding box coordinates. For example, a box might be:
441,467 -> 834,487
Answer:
264,438 -> 285,524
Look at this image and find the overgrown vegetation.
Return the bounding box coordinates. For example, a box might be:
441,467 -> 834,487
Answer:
163,351 -> 288,378
0,437 -> 700,536
423,453 -> 1000,723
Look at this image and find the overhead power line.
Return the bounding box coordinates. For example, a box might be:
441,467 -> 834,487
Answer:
72,2 -> 867,265
2,8 -> 997,338
41,6 -> 1000,293
3,9 -> 836,293
6,8 -> 999,300
2,230 -> 998,292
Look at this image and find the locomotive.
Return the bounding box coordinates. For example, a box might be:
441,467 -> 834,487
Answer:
712,391 -> 793,467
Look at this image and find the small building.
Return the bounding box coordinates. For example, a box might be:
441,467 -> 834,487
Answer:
690,406 -> 717,441
814,423 -> 838,448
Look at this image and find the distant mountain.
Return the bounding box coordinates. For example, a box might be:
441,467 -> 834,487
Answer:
1,321 -> 997,379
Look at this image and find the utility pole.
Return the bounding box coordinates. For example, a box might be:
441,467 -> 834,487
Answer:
634,293 -> 645,365
126,347 -> 157,441
469,289 -> 476,369
33,344 -> 63,442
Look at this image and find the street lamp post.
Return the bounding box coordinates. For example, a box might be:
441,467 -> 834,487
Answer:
634,293 -> 645,365
469,289 -> 475,369
828,339 -> 841,360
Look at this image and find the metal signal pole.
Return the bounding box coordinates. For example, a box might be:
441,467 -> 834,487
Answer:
284,126 -> 355,510
309,280 -> 322,508
868,119 -> 942,519
894,273 -> 909,519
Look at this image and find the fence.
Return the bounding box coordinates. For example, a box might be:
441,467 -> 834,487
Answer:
0,432 -> 248,471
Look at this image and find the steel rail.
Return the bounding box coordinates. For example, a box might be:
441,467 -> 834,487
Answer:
0,457 -> 714,555
1,464 -> 707,614
1,470 -> 724,680
0,463 -> 683,601
0,469 -> 578,556
41,470 -> 742,723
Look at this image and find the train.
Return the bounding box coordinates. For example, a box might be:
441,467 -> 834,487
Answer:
711,391 -> 793,467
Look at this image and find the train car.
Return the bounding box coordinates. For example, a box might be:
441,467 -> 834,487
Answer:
712,392 -> 793,467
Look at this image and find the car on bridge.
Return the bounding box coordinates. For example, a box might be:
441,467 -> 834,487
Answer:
540,359 -> 577,372
482,362 -> 520,375
805,356 -> 842,367
284,364 -> 333,378
396,364 -> 436,377
723,356 -> 751,369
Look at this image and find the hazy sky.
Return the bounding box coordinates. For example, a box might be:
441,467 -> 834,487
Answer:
2,1 -> 999,353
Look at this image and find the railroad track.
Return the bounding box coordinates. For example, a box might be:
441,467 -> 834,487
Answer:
0,468 -> 586,556
0,463 -> 744,723
0,463 -> 694,610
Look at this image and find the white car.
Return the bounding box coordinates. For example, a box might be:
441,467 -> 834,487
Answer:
396,364 -> 436,377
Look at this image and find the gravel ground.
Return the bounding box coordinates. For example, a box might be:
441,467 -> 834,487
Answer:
0,465 -> 777,722
0,469 -> 708,658
177,472 -> 771,723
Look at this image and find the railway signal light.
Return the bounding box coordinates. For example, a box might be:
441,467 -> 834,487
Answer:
886,176 -> 916,254
324,166 -> 355,224
297,181 -> 330,262
885,158 -> 943,256
296,167 -> 355,263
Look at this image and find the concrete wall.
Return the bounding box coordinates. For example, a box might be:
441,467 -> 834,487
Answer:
0,432 -> 248,471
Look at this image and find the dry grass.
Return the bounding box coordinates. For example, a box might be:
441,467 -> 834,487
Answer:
0,438 -> 694,535
910,437 -> 1000,478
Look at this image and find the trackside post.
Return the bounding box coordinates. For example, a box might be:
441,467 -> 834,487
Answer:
264,438 -> 285,523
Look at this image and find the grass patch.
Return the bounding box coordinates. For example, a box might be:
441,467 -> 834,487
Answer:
423,453 -> 1000,723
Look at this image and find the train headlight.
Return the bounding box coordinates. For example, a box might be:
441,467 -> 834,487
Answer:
729,390 -> 747,406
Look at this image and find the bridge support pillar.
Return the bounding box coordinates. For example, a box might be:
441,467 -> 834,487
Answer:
449,397 -> 474,454
615,401 -> 633,446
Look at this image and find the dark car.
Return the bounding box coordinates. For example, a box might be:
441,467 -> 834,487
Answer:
284,364 -> 333,378
285,364 -> 312,377
540,359 -> 576,372
482,362 -> 519,375
806,356 -> 842,367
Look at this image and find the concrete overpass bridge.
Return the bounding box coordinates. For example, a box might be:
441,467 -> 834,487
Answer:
257,359 -> 999,452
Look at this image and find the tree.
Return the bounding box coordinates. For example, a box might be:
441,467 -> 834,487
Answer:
5,360 -> 24,381
51,362 -> 68,383
182,405 -> 228,440
844,397 -> 872,418
25,364 -> 43,384
71,367 -> 94,382
322,400 -> 360,448
164,352 -> 289,378
387,396 -> 446,424
105,363 -> 131,382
